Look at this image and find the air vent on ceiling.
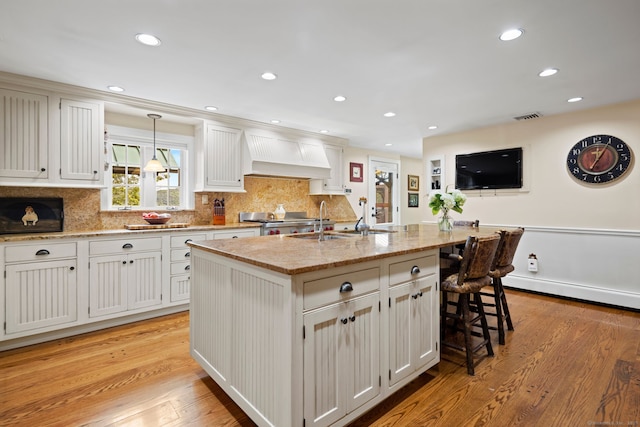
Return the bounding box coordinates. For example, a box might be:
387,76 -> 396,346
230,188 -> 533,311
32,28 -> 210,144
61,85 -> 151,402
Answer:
514,112 -> 542,121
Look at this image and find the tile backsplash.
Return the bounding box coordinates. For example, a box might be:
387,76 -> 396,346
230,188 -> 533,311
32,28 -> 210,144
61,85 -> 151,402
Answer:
0,176 -> 356,232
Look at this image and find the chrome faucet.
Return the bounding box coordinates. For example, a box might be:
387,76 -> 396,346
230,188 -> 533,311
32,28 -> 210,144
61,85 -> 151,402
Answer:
355,197 -> 370,236
318,200 -> 328,241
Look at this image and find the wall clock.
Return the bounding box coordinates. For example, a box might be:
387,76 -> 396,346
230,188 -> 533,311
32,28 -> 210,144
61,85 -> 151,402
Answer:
566,134 -> 633,184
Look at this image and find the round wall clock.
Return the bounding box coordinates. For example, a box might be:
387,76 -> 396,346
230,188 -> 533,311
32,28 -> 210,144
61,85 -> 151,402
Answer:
566,134 -> 633,184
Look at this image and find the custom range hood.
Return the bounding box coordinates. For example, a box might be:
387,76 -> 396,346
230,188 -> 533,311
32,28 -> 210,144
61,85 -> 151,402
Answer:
243,131 -> 331,179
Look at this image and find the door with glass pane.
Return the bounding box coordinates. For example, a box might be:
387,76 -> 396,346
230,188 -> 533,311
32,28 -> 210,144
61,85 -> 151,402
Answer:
368,158 -> 400,227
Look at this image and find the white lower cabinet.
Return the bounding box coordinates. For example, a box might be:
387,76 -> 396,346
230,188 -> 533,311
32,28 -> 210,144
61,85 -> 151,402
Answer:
170,233 -> 207,303
303,293 -> 380,427
4,242 -> 78,336
302,266 -> 381,427
388,254 -> 439,387
88,237 -> 162,318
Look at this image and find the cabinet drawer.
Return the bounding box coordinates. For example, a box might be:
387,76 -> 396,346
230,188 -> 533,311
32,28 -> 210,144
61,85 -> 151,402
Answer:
170,233 -> 208,248
171,248 -> 192,262
304,267 -> 379,311
89,237 -> 162,256
214,229 -> 257,239
171,261 -> 191,275
5,242 -> 76,263
389,254 -> 437,286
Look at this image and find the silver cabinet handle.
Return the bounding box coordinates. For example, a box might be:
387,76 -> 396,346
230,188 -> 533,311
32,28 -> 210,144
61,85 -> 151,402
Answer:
411,266 -> 420,275
36,249 -> 50,256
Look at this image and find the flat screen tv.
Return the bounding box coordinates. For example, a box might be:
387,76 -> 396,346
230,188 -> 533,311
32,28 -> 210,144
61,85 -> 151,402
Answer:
455,147 -> 523,190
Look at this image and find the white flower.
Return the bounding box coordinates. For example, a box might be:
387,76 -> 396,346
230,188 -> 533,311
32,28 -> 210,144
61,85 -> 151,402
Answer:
428,188 -> 467,215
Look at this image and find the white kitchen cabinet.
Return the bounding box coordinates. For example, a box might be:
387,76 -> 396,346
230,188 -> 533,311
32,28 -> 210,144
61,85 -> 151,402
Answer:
388,254 -> 439,387
195,122 -> 244,192
303,293 -> 380,427
88,237 -> 162,318
59,98 -> 103,183
3,242 -> 77,337
0,87 -> 49,180
169,233 -> 207,303
309,143 -> 345,195
302,266 -> 380,427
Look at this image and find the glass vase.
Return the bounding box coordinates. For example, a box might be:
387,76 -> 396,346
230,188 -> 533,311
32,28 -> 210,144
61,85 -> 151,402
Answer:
274,204 -> 286,220
438,210 -> 453,232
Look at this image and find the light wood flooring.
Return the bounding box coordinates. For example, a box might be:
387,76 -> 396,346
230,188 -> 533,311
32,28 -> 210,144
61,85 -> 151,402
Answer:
1,289 -> 639,427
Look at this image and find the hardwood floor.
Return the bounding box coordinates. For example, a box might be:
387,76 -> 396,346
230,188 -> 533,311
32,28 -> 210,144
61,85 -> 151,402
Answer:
1,289 -> 638,427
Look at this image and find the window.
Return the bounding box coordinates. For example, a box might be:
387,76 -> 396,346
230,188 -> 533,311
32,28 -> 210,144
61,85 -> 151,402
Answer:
104,125 -> 193,210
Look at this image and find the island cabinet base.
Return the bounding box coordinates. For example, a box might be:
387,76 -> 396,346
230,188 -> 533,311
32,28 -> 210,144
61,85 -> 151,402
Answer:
190,248 -> 440,427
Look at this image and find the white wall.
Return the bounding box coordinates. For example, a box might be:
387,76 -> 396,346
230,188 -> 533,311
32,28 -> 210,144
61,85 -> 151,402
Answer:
342,147 -> 423,226
423,98 -> 640,309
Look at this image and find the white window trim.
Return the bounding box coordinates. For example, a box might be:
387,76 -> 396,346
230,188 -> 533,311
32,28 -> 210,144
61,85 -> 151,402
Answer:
102,125 -> 195,211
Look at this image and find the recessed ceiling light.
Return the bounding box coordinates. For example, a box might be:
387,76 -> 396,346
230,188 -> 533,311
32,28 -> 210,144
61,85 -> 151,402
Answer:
204,106 -> 218,111
261,72 -> 277,80
135,33 -> 161,47
538,68 -> 558,77
107,85 -> 125,92
499,28 -> 523,41
333,95 -> 346,102
319,129 -> 329,134
271,119 -> 281,124
385,143 -> 393,147
383,112 -> 396,117
567,97 -> 583,103
428,125 -> 438,130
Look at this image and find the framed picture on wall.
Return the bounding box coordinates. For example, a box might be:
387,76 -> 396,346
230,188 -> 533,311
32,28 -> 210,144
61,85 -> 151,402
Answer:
350,162 -> 363,182
408,175 -> 419,191
408,193 -> 419,208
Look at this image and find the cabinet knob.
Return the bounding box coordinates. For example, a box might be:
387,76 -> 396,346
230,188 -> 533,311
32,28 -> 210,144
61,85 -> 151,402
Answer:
122,243 -> 133,249
122,261 -> 127,265
341,318 -> 348,325
411,266 -> 420,275
93,170 -> 98,174
35,249 -> 50,256
40,167 -> 46,172
185,252 -> 190,258
185,265 -> 190,271
129,260 -> 134,264
69,266 -> 75,271
349,315 -> 356,322
339,282 -> 353,293
412,293 -> 419,299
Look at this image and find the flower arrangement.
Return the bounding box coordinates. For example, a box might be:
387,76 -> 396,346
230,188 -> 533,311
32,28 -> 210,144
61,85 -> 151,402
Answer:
428,188 -> 467,231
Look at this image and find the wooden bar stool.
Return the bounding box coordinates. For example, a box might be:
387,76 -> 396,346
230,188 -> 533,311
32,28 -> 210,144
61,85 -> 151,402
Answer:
482,227 -> 525,345
440,233 -> 501,376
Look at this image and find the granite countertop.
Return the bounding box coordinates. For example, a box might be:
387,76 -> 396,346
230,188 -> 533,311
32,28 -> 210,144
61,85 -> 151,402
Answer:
189,224 -> 506,275
0,223 -> 262,243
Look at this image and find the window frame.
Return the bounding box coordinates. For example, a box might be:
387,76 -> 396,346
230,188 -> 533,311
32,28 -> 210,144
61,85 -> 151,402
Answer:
103,125 -> 194,211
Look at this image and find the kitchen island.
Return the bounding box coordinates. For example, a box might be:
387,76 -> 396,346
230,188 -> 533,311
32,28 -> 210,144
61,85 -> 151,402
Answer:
188,224 -> 503,427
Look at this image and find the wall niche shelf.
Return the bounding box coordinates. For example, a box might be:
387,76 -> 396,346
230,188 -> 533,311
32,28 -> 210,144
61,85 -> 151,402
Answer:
427,155 -> 444,191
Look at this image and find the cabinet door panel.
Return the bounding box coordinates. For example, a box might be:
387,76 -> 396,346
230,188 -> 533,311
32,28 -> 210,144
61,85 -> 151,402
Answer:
205,125 -> 242,188
389,282 -> 414,386
0,88 -> 48,179
303,304 -> 346,427
89,254 -> 127,317
5,259 -> 77,334
60,98 -> 101,181
127,252 -> 162,310
345,294 -> 380,413
413,278 -> 438,369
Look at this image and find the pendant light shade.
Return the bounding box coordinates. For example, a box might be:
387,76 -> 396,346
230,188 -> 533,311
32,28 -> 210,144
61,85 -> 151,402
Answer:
144,113 -> 165,172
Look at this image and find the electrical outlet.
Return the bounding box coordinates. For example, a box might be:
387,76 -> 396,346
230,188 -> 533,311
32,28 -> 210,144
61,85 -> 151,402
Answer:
202,195 -> 209,205
527,256 -> 538,272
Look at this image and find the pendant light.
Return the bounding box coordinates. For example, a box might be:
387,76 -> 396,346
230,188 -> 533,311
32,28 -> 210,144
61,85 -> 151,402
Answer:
143,113 -> 165,172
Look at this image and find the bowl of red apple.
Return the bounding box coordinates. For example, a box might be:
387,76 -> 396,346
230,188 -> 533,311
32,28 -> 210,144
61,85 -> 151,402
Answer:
142,212 -> 171,224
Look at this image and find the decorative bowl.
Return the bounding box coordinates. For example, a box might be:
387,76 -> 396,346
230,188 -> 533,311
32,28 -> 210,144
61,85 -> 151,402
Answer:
143,213 -> 171,225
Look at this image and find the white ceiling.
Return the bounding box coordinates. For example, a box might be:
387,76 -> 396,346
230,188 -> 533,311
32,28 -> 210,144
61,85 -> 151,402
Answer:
1,0 -> 639,159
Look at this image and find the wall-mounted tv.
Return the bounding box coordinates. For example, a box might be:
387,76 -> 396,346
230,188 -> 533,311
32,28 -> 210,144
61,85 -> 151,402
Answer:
455,147 -> 523,190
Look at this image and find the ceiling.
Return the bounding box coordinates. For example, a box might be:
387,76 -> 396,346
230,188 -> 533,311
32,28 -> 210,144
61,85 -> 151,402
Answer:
1,0 -> 639,159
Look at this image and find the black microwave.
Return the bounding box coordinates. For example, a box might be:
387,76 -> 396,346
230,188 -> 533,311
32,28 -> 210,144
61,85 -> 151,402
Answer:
0,198 -> 64,234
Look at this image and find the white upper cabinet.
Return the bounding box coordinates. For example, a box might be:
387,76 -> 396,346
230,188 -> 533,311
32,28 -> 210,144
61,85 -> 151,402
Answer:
195,121 -> 244,192
60,98 -> 103,183
0,82 -> 104,188
0,88 -> 49,180
309,143 -> 345,195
